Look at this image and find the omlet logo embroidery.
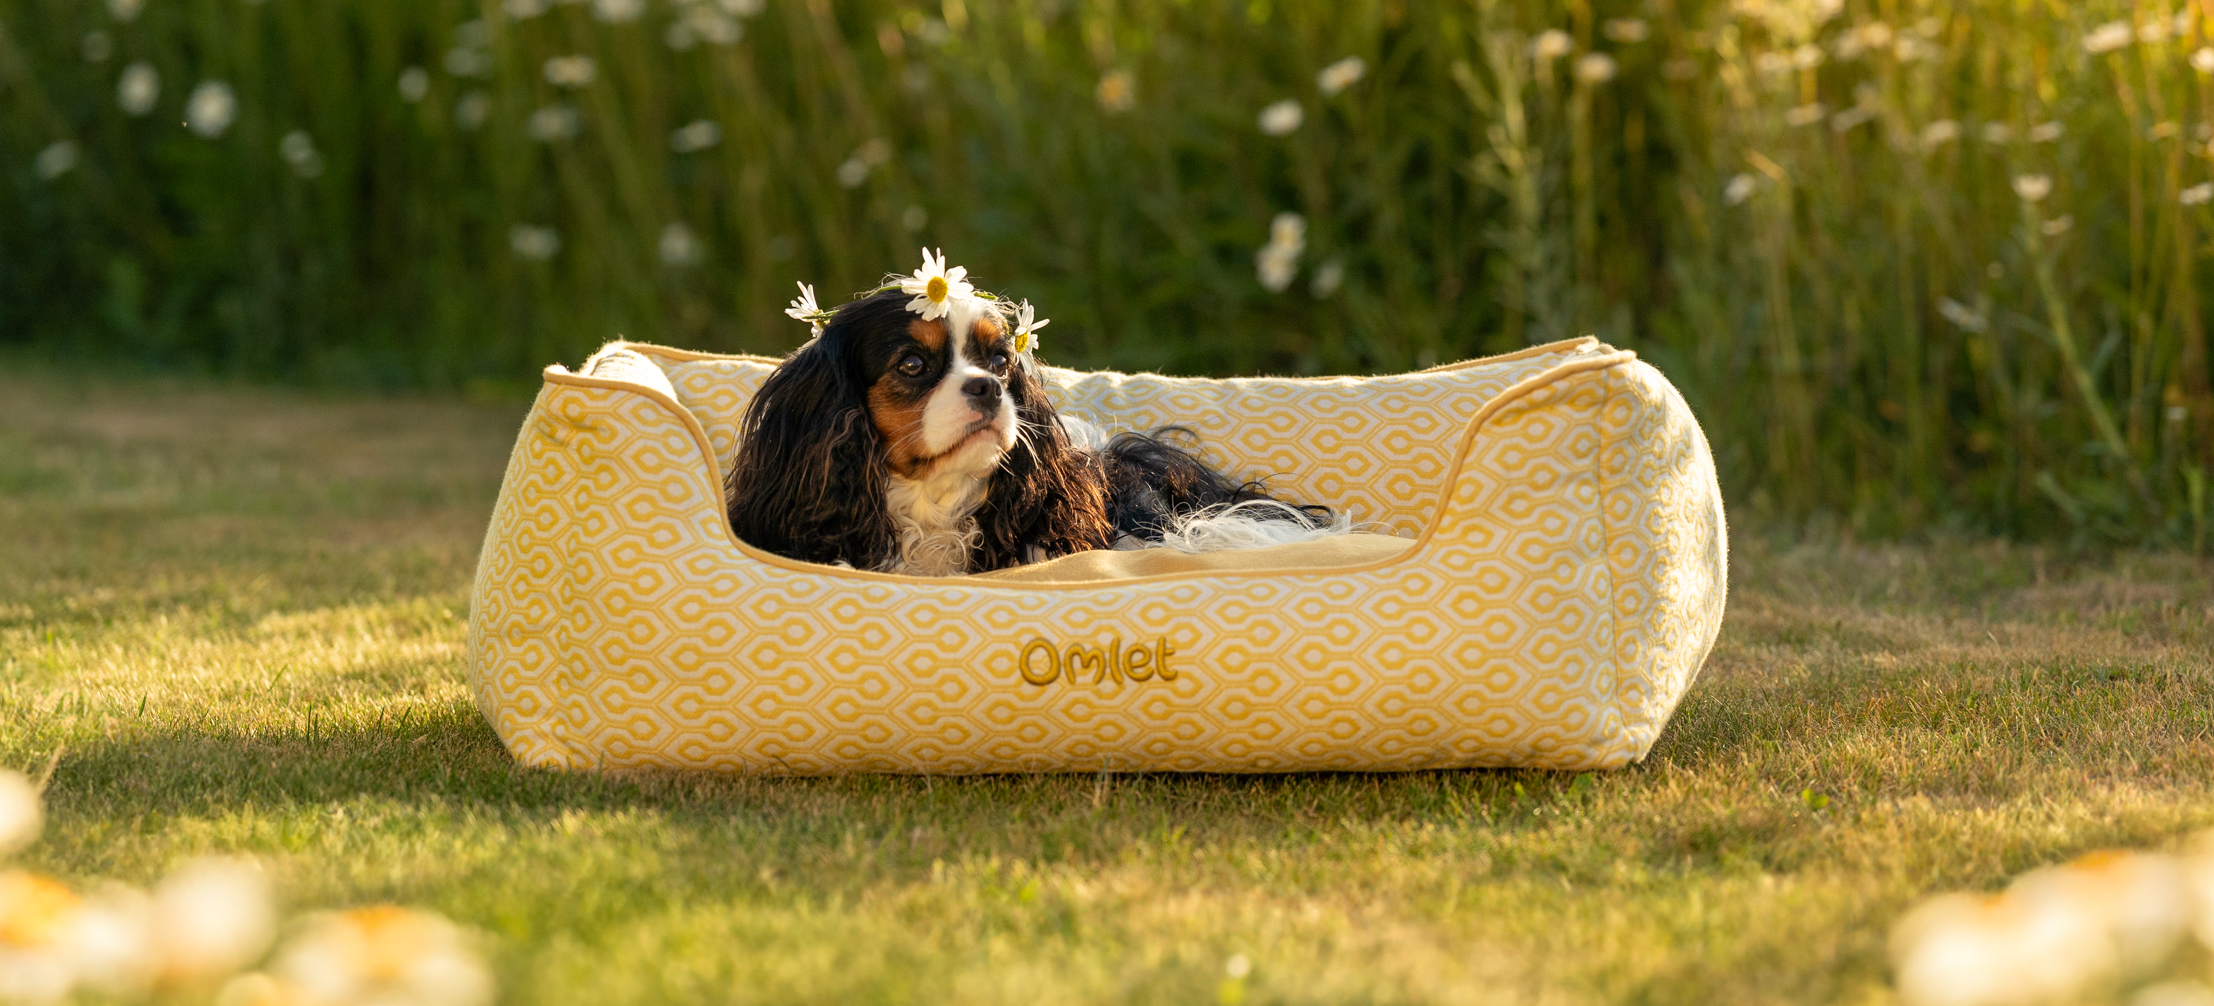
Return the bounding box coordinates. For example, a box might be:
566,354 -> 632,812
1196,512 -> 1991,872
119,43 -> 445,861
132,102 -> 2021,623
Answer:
1018,637 -> 1179,686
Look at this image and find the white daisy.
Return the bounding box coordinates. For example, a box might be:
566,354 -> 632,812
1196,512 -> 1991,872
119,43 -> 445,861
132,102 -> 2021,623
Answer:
785,282 -> 826,336
899,248 -> 972,321
0,771 -> 39,857
1011,300 -> 1049,355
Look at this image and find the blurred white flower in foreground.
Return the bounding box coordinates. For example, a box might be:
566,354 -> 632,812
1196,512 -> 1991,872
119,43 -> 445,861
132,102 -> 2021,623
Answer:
2084,20 -> 2134,54
543,55 -> 596,88
107,0 -> 142,22
510,226 -> 560,261
186,81 -> 238,139
2011,174 -> 2052,203
33,142 -> 78,182
0,772 -> 39,863
147,857 -> 278,985
1224,953 -> 1252,979
1724,172 -> 1758,206
1257,99 -> 1303,136
1574,53 -> 1617,84
669,119 -> 721,153
228,905 -> 494,1006
1604,18 -> 1649,42
1316,56 -> 1366,96
591,0 -> 643,22
1095,70 -> 1135,113
397,67 -> 429,102
2183,182 -> 2214,206
1255,211 -> 1304,293
527,105 -> 579,142
280,131 -> 323,178
2135,982 -> 2214,1006
2194,48 -> 2214,74
453,92 -> 490,130
1530,29 -> 1573,62
0,871 -> 83,1003
117,61 -> 160,116
657,223 -> 701,266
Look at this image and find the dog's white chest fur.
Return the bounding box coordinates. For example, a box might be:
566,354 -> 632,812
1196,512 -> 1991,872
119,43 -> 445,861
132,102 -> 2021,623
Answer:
883,471 -> 988,576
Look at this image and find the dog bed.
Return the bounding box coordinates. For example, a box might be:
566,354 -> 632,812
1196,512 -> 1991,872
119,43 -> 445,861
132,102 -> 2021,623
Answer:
465,336 -> 1727,773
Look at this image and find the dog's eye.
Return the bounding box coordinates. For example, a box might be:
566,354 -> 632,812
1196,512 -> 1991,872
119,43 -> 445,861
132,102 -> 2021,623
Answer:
986,351 -> 1011,373
895,353 -> 927,378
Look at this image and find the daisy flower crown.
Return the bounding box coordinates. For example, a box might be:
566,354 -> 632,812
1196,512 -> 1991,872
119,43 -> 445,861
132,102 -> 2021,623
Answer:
787,248 -> 1049,358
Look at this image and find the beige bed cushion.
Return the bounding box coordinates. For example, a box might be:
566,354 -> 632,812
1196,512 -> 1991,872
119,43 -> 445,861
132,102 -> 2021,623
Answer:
974,532 -> 1415,584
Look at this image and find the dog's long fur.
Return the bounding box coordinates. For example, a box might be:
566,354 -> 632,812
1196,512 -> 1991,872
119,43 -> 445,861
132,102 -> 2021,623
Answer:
724,287 -> 1335,574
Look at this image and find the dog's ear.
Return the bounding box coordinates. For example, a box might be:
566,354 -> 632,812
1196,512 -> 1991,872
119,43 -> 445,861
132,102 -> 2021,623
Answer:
725,336 -> 898,570
970,362 -> 1115,571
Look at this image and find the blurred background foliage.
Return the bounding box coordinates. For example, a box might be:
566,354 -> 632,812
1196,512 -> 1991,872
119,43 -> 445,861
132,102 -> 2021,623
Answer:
1,0 -> 2212,544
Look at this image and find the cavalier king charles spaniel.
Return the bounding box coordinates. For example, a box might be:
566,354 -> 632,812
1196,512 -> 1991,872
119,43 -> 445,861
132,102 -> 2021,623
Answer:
723,253 -> 1345,575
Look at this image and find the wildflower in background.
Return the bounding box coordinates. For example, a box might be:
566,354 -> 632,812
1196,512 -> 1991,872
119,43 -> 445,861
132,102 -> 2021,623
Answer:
2028,121 -> 2064,143
1723,173 -> 1758,206
2194,48 -> 2214,74
1786,103 -> 1825,127
2041,215 -> 2073,236
397,67 -> 429,102
1257,99 -> 1303,136
249,905 -> 493,1006
591,0 -> 643,22
1792,44 -> 1824,69
1981,122 -> 2013,144
1753,51 -> 1793,76
1255,212 -> 1304,293
503,0 -> 546,19
657,223 -> 701,266
1919,120 -> 1960,150
1829,106 -> 1875,133
900,248 -> 973,321
1530,29 -> 1574,63
81,31 -> 112,62
1095,70 -> 1135,113
0,772 -> 38,857
1937,298 -> 1987,332
542,55 -> 596,88
510,226 -> 559,261
117,61 -> 159,116
443,47 -> 490,77
2084,20 -> 2134,54
186,81 -> 238,138
2138,18 -> 2172,44
2012,174 -> 2052,202
1603,18 -> 1649,42
2183,183 -> 2214,206
453,19 -> 488,49
836,139 -> 890,188
278,131 -> 322,178
32,141 -> 76,182
1316,56 -> 1366,96
148,858 -> 276,984
669,119 -> 720,153
1573,53 -> 1617,84
667,3 -> 741,49
2153,122 -> 2181,141
1310,257 -> 1345,297
108,0 -> 142,21
1225,954 -> 1252,979
527,105 -> 578,142
1010,300 -> 1047,355
453,92 -> 490,130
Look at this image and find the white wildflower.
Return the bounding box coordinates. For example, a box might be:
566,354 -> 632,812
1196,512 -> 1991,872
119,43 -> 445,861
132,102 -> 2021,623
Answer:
1257,99 -> 1303,136
899,248 -> 973,321
669,119 -> 721,153
278,131 -> 323,178
1981,122 -> 2013,144
2183,182 -> 2214,206
672,6 -> 739,46
0,871 -> 83,1003
263,906 -> 494,1006
1786,103 -> 1826,127
1531,29 -> 1574,62
81,31 -> 112,63
1255,244 -> 1299,292
835,157 -> 870,188
785,281 -> 825,337
591,0 -> 643,21
1829,106 -> 1876,133
543,55 -> 595,88
1937,298 -> 1986,333
185,81 -> 237,139
453,92 -> 490,130
510,225 -> 560,260
453,19 -> 488,49
1574,53 -> 1617,84
117,61 -> 159,116
503,0 -> 546,19
2028,121 -> 2064,143
1310,257 -> 1345,297
1095,69 -> 1135,112
146,858 -> 275,984
2012,173 -> 2052,202
1603,18 -> 1649,42
1724,172 -> 1758,205
2016,851 -> 2192,977
1268,211 -> 1306,250
1919,119 -> 1960,149
527,105 -> 579,142
1224,954 -> 1252,979
1754,51 -> 1793,76
443,48 -> 491,77
718,0 -> 764,14
1010,300 -> 1048,355
2194,48 -> 2214,74
0,772 -> 38,857
107,0 -> 142,22
2138,18 -> 2171,44
1316,56 -> 1366,96
2084,20 -> 2134,54
33,142 -> 77,182
1792,43 -> 1825,69
2041,214 -> 2073,236
657,223 -> 701,267
397,67 -> 429,102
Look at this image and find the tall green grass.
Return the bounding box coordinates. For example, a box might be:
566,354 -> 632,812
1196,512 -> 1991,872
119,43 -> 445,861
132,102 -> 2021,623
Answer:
1,0 -> 2210,542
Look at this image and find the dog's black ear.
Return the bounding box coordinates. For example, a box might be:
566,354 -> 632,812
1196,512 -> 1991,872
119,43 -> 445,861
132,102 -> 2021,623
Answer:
970,363 -> 1115,571
725,336 -> 898,570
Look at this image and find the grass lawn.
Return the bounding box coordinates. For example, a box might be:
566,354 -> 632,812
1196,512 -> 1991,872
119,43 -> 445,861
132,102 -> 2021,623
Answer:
2,366 -> 2211,1005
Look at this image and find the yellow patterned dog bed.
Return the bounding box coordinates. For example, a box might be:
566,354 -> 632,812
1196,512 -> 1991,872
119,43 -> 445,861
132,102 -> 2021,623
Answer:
466,336 -> 1727,773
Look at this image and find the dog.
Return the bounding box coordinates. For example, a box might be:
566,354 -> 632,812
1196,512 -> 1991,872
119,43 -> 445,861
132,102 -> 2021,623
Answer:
723,252 -> 1344,575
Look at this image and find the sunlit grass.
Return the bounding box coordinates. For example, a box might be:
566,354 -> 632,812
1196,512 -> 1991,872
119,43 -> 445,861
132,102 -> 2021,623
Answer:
2,368 -> 2210,1003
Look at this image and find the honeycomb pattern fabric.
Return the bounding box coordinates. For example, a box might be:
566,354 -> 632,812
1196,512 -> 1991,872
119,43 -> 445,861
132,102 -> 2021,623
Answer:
465,338 -> 1728,773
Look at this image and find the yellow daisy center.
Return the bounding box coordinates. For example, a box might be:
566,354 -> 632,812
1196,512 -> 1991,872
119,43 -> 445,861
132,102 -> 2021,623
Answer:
926,276 -> 948,302
0,872 -> 82,948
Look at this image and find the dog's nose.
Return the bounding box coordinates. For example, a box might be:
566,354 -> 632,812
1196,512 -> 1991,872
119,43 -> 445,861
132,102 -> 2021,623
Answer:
961,375 -> 1001,406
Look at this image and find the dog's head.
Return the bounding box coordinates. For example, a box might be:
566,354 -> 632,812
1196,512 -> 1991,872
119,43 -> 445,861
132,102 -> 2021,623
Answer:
725,286 -> 1113,572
